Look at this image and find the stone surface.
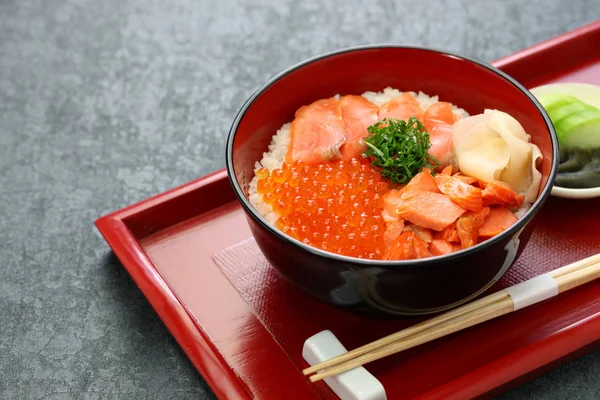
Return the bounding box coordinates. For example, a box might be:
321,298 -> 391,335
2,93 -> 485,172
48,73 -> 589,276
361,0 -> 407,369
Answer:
0,0 -> 598,399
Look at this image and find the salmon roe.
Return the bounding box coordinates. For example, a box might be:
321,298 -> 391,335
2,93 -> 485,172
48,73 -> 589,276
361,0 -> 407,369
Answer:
256,158 -> 389,259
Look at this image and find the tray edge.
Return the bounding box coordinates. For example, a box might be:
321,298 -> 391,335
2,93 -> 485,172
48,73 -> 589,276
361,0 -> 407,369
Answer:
95,213 -> 253,400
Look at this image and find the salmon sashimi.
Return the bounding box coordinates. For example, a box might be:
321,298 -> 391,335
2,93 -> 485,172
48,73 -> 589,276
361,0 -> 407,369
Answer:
478,207 -> 518,238
378,93 -> 423,122
422,102 -> 458,132
422,102 -> 458,168
286,98 -> 346,164
413,234 -> 432,258
436,223 -> 459,243
339,95 -> 379,159
404,168 -> 440,193
383,231 -> 416,260
430,239 -> 453,256
383,231 -> 431,260
410,225 -> 434,243
453,174 -> 478,185
435,174 -> 483,212
482,181 -> 525,209
381,209 -> 399,223
456,207 -> 490,249
428,124 -> 455,168
382,169 -> 439,219
383,219 -> 405,248
395,191 -> 466,231
441,165 -> 453,176
383,188 -> 405,219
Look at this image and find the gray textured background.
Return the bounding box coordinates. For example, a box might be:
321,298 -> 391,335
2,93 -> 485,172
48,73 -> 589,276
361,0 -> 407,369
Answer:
0,0 -> 598,399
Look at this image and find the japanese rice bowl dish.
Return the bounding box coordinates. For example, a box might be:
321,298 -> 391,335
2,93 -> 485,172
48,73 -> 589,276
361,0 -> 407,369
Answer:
248,87 -> 543,260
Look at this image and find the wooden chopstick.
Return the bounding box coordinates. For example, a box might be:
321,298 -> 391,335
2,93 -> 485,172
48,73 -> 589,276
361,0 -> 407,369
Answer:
550,253 -> 600,280
554,261 -> 600,292
309,297 -> 513,382
302,291 -> 509,376
305,253 -> 600,382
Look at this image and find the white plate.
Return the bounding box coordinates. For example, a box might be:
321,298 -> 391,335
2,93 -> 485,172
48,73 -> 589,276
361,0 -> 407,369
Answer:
551,185 -> 600,199
530,83 -> 600,199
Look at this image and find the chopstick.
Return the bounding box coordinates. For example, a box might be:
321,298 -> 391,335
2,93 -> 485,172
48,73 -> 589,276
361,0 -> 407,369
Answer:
304,253 -> 600,382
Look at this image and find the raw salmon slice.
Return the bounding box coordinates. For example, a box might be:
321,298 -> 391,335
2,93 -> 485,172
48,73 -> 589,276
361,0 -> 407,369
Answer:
383,188 -> 405,219
378,93 -> 423,122
435,174 -> 483,212
436,224 -> 459,243
422,102 -> 457,131
340,95 -> 379,159
395,191 -> 466,231
383,219 -> 405,248
382,231 -> 431,260
381,209 -> 399,223
410,225 -> 433,243
286,98 -> 346,164
405,168 -> 440,193
478,207 -> 518,238
428,124 -> 454,168
422,102 -> 458,168
413,234 -> 432,258
382,169 -> 439,219
482,181 -> 525,209
456,207 -> 490,249
453,174 -> 478,185
430,239 -> 453,256
441,165 -> 453,176
383,231 -> 416,260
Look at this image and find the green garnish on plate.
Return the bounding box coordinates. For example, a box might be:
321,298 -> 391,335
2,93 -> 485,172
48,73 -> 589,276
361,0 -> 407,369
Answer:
362,117 -> 438,185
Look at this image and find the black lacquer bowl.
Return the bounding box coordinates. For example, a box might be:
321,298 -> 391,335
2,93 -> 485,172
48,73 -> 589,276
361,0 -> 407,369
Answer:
226,46 -> 559,317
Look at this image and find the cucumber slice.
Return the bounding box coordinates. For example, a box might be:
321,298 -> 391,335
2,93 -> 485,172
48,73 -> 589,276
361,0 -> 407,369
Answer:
537,97 -> 588,139
538,93 -> 580,111
532,83 -> 600,188
555,109 -> 600,149
532,84 -> 600,150
531,83 -> 600,110
547,101 -> 595,125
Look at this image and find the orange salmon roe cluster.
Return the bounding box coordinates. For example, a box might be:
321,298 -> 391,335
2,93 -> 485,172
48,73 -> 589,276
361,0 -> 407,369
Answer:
256,158 -> 388,259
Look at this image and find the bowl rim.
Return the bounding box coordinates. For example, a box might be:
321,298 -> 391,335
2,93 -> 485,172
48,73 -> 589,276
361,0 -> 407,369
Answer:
226,44 -> 559,267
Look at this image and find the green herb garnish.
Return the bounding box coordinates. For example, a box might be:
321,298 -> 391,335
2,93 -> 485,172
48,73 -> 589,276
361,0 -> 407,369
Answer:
362,117 -> 438,184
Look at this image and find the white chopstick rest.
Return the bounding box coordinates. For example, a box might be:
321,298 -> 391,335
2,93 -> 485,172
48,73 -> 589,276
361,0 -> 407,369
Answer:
303,330 -> 387,400
505,273 -> 559,311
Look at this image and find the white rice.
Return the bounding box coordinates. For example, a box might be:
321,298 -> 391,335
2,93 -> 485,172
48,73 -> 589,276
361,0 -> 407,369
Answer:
248,88 -> 469,224
514,202 -> 531,219
362,87 -> 469,120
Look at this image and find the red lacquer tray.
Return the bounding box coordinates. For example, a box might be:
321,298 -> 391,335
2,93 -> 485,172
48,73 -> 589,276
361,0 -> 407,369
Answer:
96,21 -> 600,400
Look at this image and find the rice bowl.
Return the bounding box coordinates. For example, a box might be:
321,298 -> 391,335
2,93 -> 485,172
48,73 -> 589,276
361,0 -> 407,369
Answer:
226,45 -> 558,315
247,86 -> 541,260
